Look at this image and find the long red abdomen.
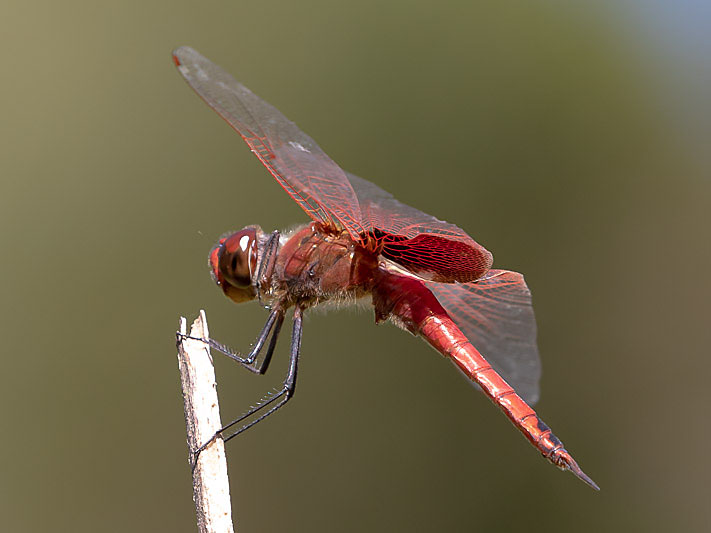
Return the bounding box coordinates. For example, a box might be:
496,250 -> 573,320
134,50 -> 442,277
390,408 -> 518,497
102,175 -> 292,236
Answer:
372,271 -> 598,489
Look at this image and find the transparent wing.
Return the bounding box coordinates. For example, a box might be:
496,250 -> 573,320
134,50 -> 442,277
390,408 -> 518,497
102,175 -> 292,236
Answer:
346,172 -> 493,283
173,46 -> 367,238
426,269 -> 541,404
173,47 -> 492,282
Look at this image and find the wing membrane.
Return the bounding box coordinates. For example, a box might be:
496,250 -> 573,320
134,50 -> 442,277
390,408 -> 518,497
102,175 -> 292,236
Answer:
426,269 -> 541,404
174,47 -> 492,282
346,172 -> 493,283
173,46 -> 366,238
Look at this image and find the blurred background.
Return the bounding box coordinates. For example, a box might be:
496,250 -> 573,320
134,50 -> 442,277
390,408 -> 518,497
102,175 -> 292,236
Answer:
1,1 -> 709,531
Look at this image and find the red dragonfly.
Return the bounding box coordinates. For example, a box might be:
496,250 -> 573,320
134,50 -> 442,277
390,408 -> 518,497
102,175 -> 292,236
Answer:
173,46 -> 598,490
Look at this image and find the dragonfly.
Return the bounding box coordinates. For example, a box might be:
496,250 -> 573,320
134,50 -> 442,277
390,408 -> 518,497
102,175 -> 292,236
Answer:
173,46 -> 598,490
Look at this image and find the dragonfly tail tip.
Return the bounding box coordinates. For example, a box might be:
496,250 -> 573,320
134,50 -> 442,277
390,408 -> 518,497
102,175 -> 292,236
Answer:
565,457 -> 600,491
571,465 -> 600,491
554,449 -> 600,490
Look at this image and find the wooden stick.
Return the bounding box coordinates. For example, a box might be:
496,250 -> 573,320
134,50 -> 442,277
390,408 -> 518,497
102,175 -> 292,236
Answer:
177,311 -> 235,533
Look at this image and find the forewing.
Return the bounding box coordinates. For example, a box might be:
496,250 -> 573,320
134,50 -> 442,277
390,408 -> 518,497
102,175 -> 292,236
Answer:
426,269 -> 541,404
173,47 -> 366,238
346,172 -> 493,283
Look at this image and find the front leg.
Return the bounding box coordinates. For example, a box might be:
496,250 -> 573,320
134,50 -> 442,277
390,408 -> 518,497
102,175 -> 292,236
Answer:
256,230 -> 280,306
177,306 -> 284,376
194,305 -> 304,462
219,304 -> 302,443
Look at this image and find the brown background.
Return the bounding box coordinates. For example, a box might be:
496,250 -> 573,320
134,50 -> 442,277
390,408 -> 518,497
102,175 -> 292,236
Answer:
2,1 -> 709,531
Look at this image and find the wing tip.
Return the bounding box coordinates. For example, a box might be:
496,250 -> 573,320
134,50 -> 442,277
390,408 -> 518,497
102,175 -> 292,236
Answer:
172,46 -> 199,67
525,390 -> 540,406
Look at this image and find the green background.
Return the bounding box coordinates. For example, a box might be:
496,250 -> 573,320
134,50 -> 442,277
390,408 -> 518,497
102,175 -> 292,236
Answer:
2,1 -> 709,531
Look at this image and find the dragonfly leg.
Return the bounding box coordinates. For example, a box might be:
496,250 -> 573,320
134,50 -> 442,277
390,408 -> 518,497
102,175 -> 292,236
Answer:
256,230 -> 280,306
177,306 -> 284,375
194,306 -> 303,460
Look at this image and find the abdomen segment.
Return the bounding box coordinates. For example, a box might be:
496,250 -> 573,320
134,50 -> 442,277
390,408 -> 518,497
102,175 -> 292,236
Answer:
372,271 -> 598,489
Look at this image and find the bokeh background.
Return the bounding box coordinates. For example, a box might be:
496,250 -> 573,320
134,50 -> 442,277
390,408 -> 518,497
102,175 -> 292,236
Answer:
2,1 -> 709,532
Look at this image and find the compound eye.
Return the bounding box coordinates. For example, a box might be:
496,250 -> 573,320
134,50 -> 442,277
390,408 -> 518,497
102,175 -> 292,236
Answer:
218,228 -> 257,288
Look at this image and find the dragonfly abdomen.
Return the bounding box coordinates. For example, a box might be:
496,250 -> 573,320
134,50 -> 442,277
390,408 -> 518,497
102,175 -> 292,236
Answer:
372,270 -> 599,489
420,310 -> 598,489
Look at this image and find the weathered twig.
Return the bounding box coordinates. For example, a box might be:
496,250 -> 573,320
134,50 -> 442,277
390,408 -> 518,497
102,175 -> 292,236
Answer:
177,311 -> 235,533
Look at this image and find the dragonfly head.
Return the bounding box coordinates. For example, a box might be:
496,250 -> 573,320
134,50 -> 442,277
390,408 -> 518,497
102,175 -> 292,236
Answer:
209,226 -> 260,304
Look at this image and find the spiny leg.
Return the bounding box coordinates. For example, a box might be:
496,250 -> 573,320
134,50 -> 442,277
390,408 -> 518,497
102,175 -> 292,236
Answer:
195,306 -> 303,459
256,230 -> 280,307
179,306 -> 284,375
254,310 -> 284,375
222,305 -> 302,442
